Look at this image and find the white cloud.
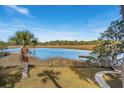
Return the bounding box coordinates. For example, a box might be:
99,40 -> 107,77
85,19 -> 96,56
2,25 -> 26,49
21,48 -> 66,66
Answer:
0,6 -> 119,42
6,5 -> 33,17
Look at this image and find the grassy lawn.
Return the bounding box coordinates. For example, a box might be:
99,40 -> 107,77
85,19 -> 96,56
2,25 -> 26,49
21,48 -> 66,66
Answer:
0,65 -> 108,88
0,53 -> 111,88
104,73 -> 122,88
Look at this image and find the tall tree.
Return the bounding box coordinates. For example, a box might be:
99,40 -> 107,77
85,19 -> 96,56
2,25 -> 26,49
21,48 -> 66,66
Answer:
92,6 -> 124,87
121,5 -> 124,88
91,19 -> 124,68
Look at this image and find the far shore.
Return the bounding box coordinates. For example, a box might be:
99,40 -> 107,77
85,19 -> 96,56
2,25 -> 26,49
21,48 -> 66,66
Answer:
8,45 -> 96,50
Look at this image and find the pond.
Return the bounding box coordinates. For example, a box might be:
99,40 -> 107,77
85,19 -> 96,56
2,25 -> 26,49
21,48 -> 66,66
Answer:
3,48 -> 91,61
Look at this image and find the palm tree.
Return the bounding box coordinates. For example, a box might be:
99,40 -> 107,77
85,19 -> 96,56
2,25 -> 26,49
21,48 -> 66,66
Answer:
9,30 -> 38,47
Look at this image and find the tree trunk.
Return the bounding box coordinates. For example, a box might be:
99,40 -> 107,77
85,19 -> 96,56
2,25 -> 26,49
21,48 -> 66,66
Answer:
121,5 -> 124,88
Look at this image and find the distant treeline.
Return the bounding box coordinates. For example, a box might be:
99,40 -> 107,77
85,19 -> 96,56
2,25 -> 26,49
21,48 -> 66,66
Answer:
38,40 -> 103,45
4,40 -> 104,46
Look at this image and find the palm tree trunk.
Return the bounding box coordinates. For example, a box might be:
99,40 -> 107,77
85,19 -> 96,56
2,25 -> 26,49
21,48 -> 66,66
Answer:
121,5 -> 124,88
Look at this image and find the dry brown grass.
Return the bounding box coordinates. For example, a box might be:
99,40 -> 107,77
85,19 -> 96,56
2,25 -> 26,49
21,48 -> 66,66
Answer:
0,63 -> 106,88
0,53 -> 108,88
0,66 -> 101,88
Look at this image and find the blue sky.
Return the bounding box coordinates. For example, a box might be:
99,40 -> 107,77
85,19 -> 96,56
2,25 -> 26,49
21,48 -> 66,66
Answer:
0,5 -> 121,42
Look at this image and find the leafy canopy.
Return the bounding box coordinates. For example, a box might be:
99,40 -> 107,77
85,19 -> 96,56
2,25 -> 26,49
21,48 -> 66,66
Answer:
91,19 -> 124,67
9,30 -> 38,46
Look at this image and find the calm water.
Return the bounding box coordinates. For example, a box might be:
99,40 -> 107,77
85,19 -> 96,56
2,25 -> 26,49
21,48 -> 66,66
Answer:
3,48 -> 91,61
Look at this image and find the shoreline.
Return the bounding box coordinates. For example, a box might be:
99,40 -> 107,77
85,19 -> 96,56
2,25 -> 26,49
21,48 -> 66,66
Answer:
8,45 -> 96,50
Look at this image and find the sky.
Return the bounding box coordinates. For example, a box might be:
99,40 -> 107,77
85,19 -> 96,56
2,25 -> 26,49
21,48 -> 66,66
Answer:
0,5 -> 121,42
